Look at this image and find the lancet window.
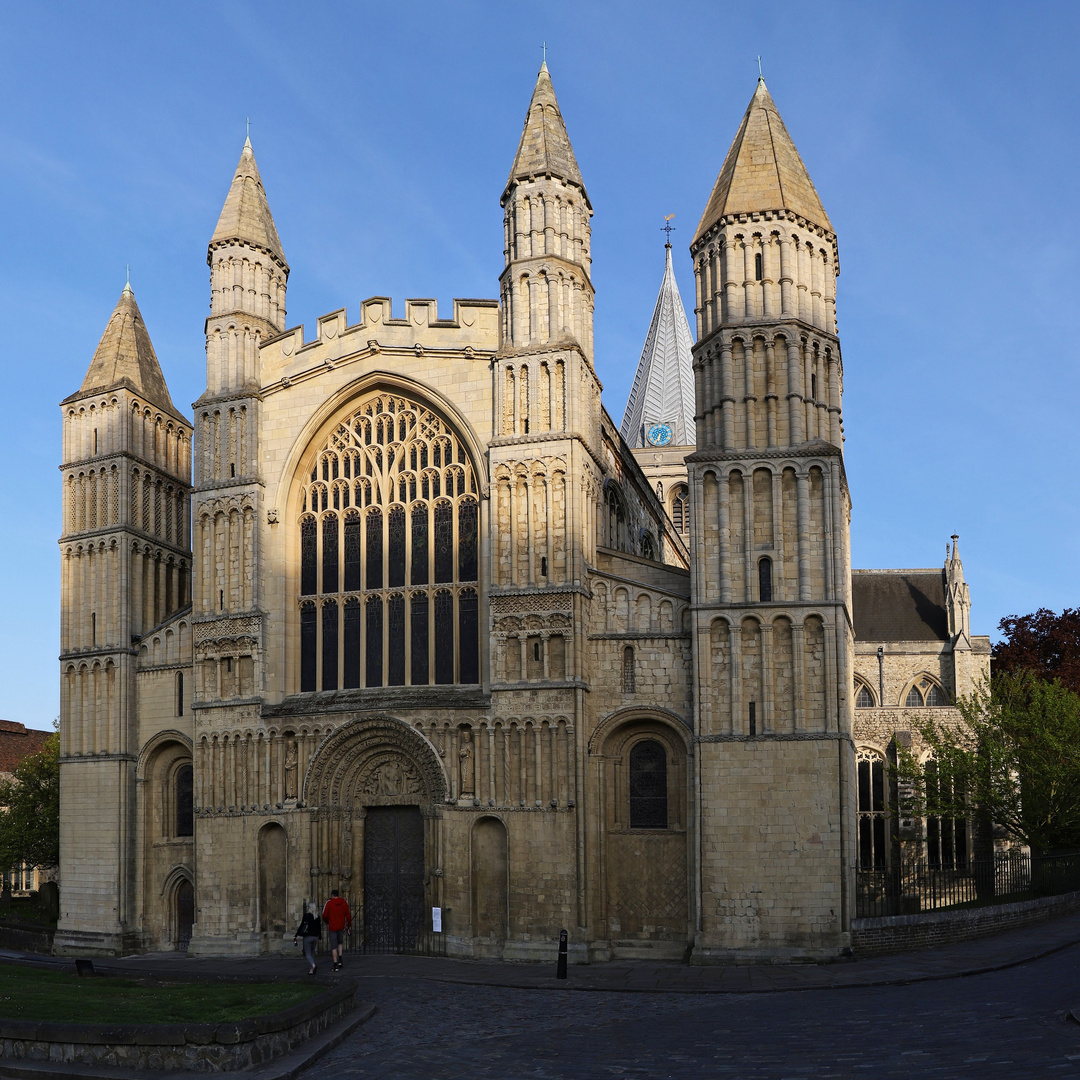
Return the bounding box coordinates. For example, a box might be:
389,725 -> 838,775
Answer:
671,485 -> 689,534
297,392 -> 480,692
856,749 -> 887,870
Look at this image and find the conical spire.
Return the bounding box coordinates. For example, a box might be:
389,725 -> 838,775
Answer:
210,138 -> 286,264
503,63 -> 588,205
620,245 -> 697,448
694,79 -> 831,244
74,283 -> 176,411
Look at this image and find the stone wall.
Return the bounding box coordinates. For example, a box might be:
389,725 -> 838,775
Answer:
0,978 -> 359,1072
852,890 -> 1080,957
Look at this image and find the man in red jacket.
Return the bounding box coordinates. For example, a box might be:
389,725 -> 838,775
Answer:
321,890 -> 352,971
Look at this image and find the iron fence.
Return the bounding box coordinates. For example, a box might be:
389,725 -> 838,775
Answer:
856,851 -> 1080,918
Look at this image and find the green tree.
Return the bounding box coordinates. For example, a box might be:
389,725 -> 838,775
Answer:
0,734 -> 59,870
894,672 -> 1080,854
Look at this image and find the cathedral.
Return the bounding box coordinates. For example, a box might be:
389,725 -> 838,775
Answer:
55,67 -> 990,962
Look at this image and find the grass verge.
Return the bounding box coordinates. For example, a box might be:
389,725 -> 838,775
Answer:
0,963 -> 322,1024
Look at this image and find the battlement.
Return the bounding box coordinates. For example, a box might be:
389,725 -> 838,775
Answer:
262,296 -> 500,378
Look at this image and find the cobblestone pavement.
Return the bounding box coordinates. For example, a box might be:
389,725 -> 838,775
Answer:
306,945 -> 1080,1079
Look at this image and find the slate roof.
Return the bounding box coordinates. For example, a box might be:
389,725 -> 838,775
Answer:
70,284 -> 178,415
852,570 -> 949,642
694,79 -> 832,245
0,721 -> 52,776
503,63 -> 589,206
620,244 -> 697,448
210,138 -> 286,265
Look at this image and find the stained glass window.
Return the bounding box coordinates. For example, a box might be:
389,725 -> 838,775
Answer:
434,590 -> 453,684
344,514 -> 361,592
322,513 -> 338,594
366,595 -> 382,687
366,509 -> 382,590
322,600 -> 338,691
458,499 -> 478,582
300,602 -> 317,692
387,593 -> 405,686
629,740 -> 667,829
300,518 -> 317,595
411,505 -> 429,585
411,593 -> 429,685
343,598 -> 361,689
298,393 -> 480,692
434,501 -> 453,583
388,507 -> 406,588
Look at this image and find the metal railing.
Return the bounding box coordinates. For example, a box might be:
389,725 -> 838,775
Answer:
856,851 -> 1080,918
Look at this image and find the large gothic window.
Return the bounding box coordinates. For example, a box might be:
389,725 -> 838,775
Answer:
297,393 -> 481,692
629,739 -> 668,829
856,750 -> 887,870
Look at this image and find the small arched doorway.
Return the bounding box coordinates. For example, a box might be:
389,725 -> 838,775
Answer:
175,879 -> 194,951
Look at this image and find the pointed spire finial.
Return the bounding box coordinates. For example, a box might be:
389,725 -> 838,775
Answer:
756,55 -> 764,81
542,41 -> 547,67
661,214 -> 676,248
124,264 -> 131,294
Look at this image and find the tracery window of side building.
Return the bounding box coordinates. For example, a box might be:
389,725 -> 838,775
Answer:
297,392 -> 480,691
905,676 -> 947,708
856,750 -> 887,870
855,681 -> 875,708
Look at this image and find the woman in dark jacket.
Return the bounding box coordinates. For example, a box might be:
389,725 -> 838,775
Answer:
293,904 -> 321,974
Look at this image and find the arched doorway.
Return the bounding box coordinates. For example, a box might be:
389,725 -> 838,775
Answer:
258,823 -> 287,934
472,817 -> 508,945
303,716 -> 447,954
175,879 -> 194,951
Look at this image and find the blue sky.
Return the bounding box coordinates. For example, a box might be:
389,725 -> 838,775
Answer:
1,1 -> 1077,728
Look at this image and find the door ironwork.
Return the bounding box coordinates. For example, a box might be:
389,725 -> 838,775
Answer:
358,806 -> 425,953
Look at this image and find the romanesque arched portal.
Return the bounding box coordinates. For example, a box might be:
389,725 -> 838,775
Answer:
303,716 -> 447,951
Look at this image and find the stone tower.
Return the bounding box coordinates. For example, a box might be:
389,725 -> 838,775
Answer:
56,284 -> 193,954
687,79 -> 855,961
187,140 -> 288,951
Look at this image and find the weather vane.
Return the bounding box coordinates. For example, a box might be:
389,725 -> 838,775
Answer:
756,55 -> 763,79
542,41 -> 547,64
125,264 -> 130,288
246,117 -> 251,139
661,215 -> 675,244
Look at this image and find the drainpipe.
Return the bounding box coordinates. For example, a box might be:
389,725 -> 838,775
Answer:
877,646 -> 885,709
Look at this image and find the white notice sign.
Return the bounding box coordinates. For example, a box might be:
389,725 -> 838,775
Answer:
432,907 -> 442,933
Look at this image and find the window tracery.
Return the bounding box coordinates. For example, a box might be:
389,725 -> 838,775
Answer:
297,392 -> 480,691
855,681 -> 875,708
856,749 -> 887,870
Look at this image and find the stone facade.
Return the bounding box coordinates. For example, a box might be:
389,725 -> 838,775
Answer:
56,70 -> 989,963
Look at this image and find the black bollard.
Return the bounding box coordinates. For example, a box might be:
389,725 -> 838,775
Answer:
556,928 -> 568,979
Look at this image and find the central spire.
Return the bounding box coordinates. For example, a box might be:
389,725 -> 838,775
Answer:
621,243 -> 696,449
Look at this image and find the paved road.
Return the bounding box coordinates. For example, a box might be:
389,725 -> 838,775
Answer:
307,945 -> 1080,1079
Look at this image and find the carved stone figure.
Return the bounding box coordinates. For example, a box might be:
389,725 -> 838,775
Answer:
459,730 -> 474,796
377,759 -> 405,796
283,738 -> 299,800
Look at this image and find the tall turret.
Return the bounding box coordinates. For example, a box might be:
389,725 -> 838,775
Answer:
192,139 -> 287,708
56,283 -> 192,954
687,80 -> 855,962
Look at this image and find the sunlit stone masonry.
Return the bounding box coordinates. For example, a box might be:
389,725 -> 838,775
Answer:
56,68 -> 988,962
